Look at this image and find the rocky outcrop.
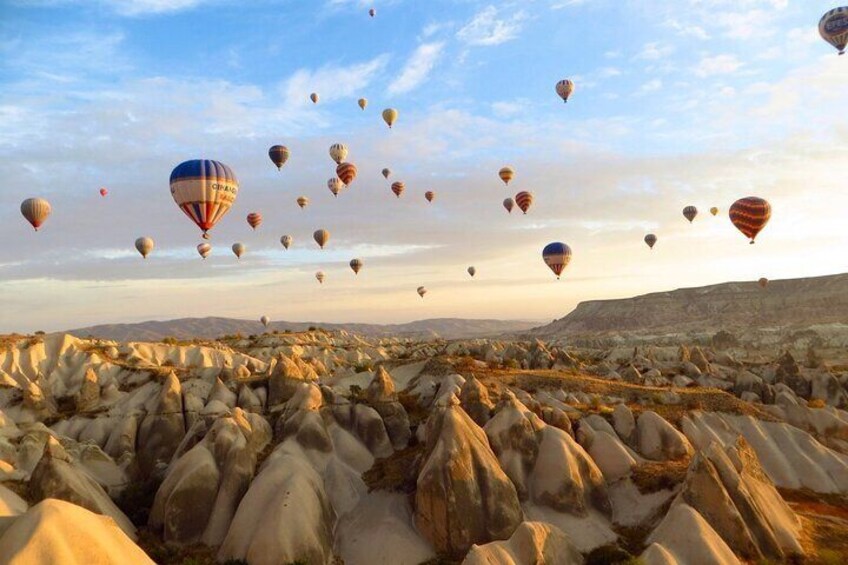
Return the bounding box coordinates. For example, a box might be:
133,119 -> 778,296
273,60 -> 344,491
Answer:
268,354 -> 308,406
28,437 -> 136,538
485,392 -> 610,517
459,375 -> 495,426
415,397 -> 522,557
218,452 -> 335,565
149,409 -> 271,545
364,367 -> 411,450
643,503 -> 740,565
0,499 -> 154,565
462,521 -> 583,565
636,411 -> 693,461
675,438 -> 803,561
137,372 -> 186,476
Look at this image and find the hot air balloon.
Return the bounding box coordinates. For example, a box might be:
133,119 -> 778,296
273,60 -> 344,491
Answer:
556,79 -> 574,103
268,145 -> 290,170
247,212 -> 262,230
710,207 -> 719,216
316,271 -> 325,284
329,143 -> 348,164
358,98 -> 368,110
260,315 -> 270,328
644,234 -> 657,249
197,243 -> 212,259
758,277 -> 769,289
99,188 -> 108,197
232,243 -> 245,259
280,235 -> 292,250
369,7 -> 376,17
391,181 -> 405,198
135,237 -> 154,259
20,198 -> 51,231
310,92 -> 319,104
820,7 -> 848,55
542,242 -> 572,279
425,191 -> 435,203
467,266 -> 476,277
382,168 -> 391,179
336,162 -> 357,186
382,108 -> 398,128
297,196 -> 309,209
503,198 -> 515,214
515,191 -> 533,214
327,177 -> 345,197
729,197 -> 771,244
170,159 -> 238,239
350,258 -> 363,274
499,167 -> 515,185
313,229 -> 330,249
683,206 -> 698,223
417,286 -> 427,298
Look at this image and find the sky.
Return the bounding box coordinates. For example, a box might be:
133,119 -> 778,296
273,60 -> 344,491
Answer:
2,0 -> 847,333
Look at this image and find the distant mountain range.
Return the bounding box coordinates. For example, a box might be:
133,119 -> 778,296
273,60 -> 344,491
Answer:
529,273 -> 848,339
65,317 -> 541,342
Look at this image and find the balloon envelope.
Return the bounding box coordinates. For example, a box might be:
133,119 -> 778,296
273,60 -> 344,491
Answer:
247,212 -> 262,230
425,191 -> 435,203
170,159 -> 238,238
467,266 -> 476,277
382,168 -> 391,179
329,143 -> 348,164
683,206 -> 698,223
99,188 -> 108,197
316,271 -> 325,284
297,196 -> 309,209
197,243 -> 212,259
758,277 -> 769,289
268,145 -> 289,170
820,7 -> 848,54
644,234 -> 657,249
313,229 -> 330,249
310,92 -> 319,104
515,191 -> 533,214
391,181 -> 405,198
417,286 -> 427,298
729,197 -> 771,243
542,242 -> 572,279
358,98 -> 368,110
503,198 -> 514,213
135,237 -> 154,259
327,177 -> 345,197
336,162 -> 357,186
499,167 -> 514,185
232,243 -> 245,259
260,316 -> 270,327
382,108 -> 398,128
710,207 -> 719,216
281,235 -> 292,249
350,258 -> 363,274
556,79 -> 574,103
20,197 -> 52,231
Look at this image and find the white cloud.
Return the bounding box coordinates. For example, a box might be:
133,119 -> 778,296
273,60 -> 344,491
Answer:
281,55 -> 389,107
636,42 -> 674,60
387,42 -> 444,95
695,54 -> 743,77
457,5 -> 526,46
638,78 -> 662,94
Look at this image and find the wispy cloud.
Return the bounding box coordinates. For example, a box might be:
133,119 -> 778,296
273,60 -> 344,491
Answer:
457,5 -> 526,46
695,54 -> 743,77
13,0 -> 210,16
387,42 -> 444,95
635,41 -> 674,60
281,55 -> 389,107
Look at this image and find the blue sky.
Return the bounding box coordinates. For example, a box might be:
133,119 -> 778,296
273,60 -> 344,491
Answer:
2,0 -> 847,332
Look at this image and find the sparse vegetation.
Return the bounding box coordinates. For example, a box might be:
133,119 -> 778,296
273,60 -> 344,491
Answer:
362,443 -> 425,494
630,460 -> 689,494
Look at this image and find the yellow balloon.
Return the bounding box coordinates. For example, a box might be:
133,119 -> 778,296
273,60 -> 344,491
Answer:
382,108 -> 398,129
